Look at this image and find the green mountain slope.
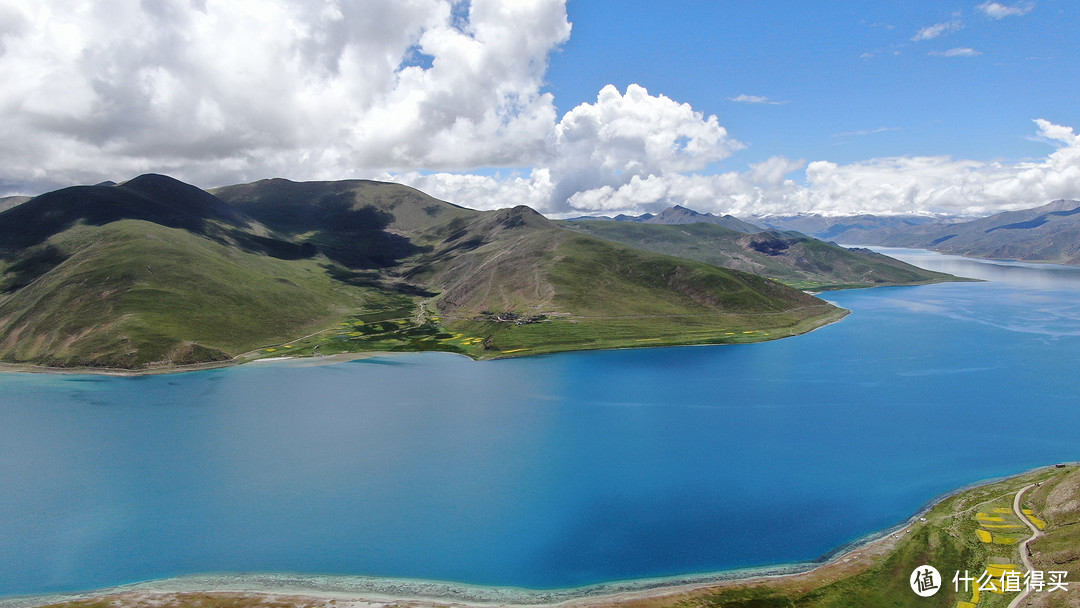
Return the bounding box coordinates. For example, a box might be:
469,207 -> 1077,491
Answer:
0,175 -> 389,369
560,220 -> 960,290
382,205 -> 839,356
215,179 -> 845,358
0,175 -> 847,370
0,220 -> 367,368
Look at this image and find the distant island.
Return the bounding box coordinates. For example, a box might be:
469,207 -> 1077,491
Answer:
0,175 -> 963,372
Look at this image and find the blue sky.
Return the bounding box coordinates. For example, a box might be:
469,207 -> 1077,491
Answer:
2,0 -> 1079,217
547,1 -> 1079,167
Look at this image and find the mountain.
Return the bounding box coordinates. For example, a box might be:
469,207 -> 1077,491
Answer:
0,196 -> 30,213
907,200 -> 1080,264
0,175 -> 366,369
560,220 -> 960,291
0,175 -> 844,370
756,213 -> 952,243
763,200 -> 1080,265
573,205 -> 762,233
645,205 -> 763,232
216,179 -> 842,357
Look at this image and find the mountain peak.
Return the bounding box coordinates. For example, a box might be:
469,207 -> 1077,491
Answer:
668,204 -> 700,213
118,173 -> 247,224
643,205 -> 761,233
1043,199 -> 1080,212
488,205 -> 556,231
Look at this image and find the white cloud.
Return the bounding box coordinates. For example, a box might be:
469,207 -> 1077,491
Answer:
387,120 -> 1080,219
929,47 -> 982,57
977,2 -> 1035,19
765,119 -> 1080,216
3,1 -> 1077,222
544,84 -> 743,210
387,169 -> 555,211
911,20 -> 963,41
374,82 -> 745,215
0,0 -> 571,193
0,2 -> 738,211
1032,119 -> 1079,147
789,120 -> 1080,215
748,157 -> 806,186
729,94 -> 787,105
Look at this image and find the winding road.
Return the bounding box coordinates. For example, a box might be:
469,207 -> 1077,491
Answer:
1006,483 -> 1042,608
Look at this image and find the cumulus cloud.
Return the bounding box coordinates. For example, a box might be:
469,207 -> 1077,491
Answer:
929,47 -> 983,57
0,0 -> 570,193
388,169 -> 556,212
977,2 -> 1035,19
3,0 -> 1078,221
388,119 -> 1080,219
384,84 -> 744,214
911,20 -> 963,41
789,120 -> 1080,215
548,84 -> 743,209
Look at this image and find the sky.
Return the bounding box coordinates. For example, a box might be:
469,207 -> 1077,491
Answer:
1,0 -> 1079,217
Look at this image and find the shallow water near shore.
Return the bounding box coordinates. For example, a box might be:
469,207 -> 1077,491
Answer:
1,250 -> 1079,598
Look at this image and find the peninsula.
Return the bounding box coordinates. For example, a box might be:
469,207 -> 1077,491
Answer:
0,175 -> 957,372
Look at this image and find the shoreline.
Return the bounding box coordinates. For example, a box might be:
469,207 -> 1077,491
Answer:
2,464 -> 1060,608
0,351 -> 420,378
857,245 -> 1080,269
0,307 -> 851,377
0,248 -> 1043,379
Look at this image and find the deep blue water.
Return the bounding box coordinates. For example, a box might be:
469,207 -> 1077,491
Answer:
1,250 -> 1079,597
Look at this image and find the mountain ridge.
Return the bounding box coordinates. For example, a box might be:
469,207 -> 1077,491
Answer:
571,204 -> 762,233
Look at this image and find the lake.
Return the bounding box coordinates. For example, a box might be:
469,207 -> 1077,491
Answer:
1,249 -> 1079,599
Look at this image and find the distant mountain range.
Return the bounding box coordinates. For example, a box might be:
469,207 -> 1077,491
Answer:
756,213 -> 948,242
760,199 -> 1080,265
0,175 -> 848,370
572,204 -> 762,233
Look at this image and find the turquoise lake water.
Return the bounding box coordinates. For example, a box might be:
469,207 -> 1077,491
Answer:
1,249 -> 1079,598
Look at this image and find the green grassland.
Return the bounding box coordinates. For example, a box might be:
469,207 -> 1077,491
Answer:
561,220 -> 962,291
